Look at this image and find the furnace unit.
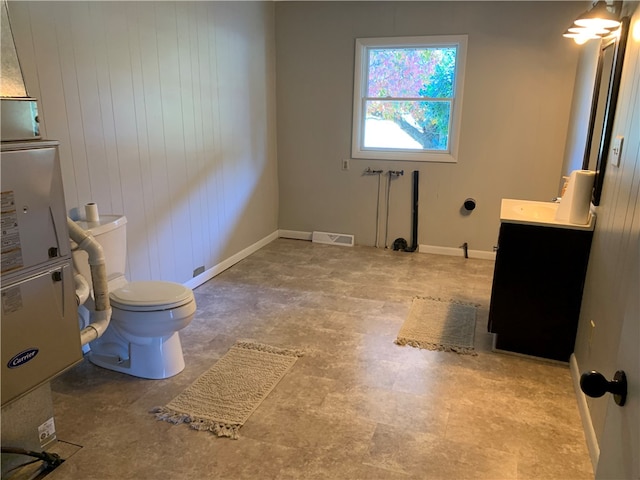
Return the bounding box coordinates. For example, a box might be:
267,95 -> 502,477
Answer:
1,140 -> 83,407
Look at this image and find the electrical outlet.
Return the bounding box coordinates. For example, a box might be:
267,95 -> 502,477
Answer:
611,135 -> 624,167
342,158 -> 349,171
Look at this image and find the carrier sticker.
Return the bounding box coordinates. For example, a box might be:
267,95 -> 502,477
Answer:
7,348 -> 39,369
1,191 -> 23,274
1,285 -> 23,315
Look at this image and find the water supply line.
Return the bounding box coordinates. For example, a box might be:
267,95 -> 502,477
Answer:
67,218 -> 111,346
384,170 -> 404,248
0,447 -> 64,472
364,167 -> 384,247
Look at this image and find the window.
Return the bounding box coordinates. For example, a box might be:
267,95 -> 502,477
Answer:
352,35 -> 467,163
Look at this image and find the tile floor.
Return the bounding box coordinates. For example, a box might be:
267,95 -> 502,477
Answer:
43,238 -> 592,479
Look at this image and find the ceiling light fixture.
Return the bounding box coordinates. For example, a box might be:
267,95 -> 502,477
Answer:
563,1 -> 621,44
563,30 -> 602,44
574,1 -> 621,29
567,26 -> 612,35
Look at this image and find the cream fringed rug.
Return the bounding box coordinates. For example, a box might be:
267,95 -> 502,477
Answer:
395,297 -> 479,355
151,341 -> 303,439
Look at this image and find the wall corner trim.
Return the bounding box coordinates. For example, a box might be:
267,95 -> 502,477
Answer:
184,230 -> 279,290
570,353 -> 600,474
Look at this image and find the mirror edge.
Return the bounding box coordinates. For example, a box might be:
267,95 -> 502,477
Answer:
584,16 -> 631,206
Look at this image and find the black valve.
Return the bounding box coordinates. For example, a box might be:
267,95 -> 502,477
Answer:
580,370 -> 627,406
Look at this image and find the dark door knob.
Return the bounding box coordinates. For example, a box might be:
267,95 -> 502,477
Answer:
580,370 -> 627,406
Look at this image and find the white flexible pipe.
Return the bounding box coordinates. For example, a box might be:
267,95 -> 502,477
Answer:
67,218 -> 112,346
79,309 -> 111,346
73,272 -> 90,306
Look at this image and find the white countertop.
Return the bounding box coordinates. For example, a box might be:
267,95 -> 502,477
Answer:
500,198 -> 596,231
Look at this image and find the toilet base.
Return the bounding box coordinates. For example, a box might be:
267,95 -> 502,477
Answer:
88,330 -> 186,380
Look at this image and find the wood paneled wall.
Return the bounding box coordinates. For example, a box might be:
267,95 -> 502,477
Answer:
8,1 -> 279,284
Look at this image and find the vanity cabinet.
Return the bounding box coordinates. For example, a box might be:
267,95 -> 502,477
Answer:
488,222 -> 593,362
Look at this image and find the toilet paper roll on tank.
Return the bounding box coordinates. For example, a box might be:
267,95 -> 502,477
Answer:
555,170 -> 595,225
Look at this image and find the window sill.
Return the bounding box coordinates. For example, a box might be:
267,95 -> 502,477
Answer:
351,149 -> 457,163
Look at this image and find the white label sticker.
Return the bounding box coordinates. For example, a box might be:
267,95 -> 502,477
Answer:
1,190 -> 23,273
38,417 -> 56,445
1,286 -> 23,315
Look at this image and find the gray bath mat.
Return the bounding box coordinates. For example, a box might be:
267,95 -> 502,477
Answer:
395,296 -> 478,355
151,341 -> 303,439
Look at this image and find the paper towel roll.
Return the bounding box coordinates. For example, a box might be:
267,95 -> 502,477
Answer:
555,170 -> 595,224
85,202 -> 99,222
569,170 -> 595,224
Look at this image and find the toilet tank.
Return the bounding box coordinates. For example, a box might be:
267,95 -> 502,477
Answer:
72,215 -> 127,287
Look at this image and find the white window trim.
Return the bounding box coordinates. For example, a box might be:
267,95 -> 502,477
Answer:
351,35 -> 468,163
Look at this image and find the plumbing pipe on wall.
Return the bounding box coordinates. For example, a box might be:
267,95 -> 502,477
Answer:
66,218 -> 111,346
385,170 -> 404,248
363,167 -> 384,247
405,170 -> 419,252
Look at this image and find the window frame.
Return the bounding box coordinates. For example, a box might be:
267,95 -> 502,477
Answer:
351,35 -> 468,163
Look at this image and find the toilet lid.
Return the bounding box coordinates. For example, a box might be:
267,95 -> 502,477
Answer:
110,281 -> 194,311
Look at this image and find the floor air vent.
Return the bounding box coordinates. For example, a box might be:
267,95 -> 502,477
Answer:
312,231 -> 354,247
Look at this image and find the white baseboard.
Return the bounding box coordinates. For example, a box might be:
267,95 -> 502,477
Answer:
184,230 -> 279,290
278,229 -> 312,241
570,353 -> 599,473
419,244 -> 496,260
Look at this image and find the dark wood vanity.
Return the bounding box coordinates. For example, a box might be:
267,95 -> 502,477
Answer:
488,200 -> 594,362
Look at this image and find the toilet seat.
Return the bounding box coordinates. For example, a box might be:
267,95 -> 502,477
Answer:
110,281 -> 194,312
108,281 -> 196,338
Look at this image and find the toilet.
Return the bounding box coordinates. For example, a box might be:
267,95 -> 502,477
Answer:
72,215 -> 196,379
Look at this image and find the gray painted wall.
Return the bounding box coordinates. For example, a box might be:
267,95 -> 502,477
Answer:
275,1 -> 585,252
8,1 -> 278,284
